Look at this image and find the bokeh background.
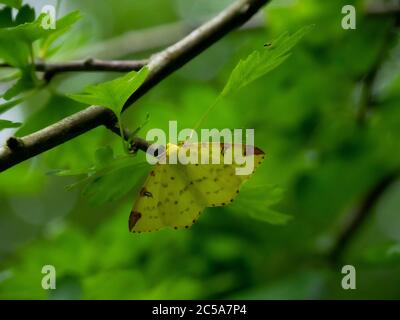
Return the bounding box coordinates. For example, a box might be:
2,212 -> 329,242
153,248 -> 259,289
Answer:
1,0 -> 400,299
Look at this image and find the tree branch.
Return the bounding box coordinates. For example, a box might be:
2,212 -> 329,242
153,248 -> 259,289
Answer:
0,59 -> 148,81
0,0 -> 270,172
329,9 -> 400,262
40,58 -> 149,82
0,106 -> 151,172
329,171 -> 399,263
124,0 -> 269,111
0,106 -> 114,171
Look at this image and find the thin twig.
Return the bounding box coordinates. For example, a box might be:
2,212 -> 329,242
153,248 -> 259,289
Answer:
0,0 -> 270,172
329,172 -> 399,263
0,106 -> 114,171
0,106 -> 151,172
40,58 -> 149,82
329,8 -> 400,262
0,59 -> 148,81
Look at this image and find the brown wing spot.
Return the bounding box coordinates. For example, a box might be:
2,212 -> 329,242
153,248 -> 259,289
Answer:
174,226 -> 178,230
221,202 -> 226,206
129,211 -> 142,231
185,225 -> 189,229
254,146 -> 265,155
170,176 -> 175,180
140,187 -> 153,198
150,171 -> 156,176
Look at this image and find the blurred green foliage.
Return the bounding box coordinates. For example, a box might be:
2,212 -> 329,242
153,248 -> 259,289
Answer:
0,0 -> 400,299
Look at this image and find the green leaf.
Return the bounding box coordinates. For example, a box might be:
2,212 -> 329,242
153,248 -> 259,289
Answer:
68,66 -> 149,152
0,6 -> 13,27
221,25 -> 313,98
0,11 -> 81,67
0,0 -> 22,9
0,70 -> 20,83
39,11 -> 82,58
52,147 -> 150,205
3,70 -> 37,100
0,4 -> 34,28
15,4 -> 35,25
68,67 -> 149,115
0,12 -> 80,100
0,119 -> 21,130
0,13 -> 51,44
0,38 -> 31,69
0,95 -> 26,114
95,145 -> 114,166
128,112 -> 150,143
192,26 -> 314,132
229,184 -> 292,225
248,208 -> 292,225
80,162 -> 148,205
